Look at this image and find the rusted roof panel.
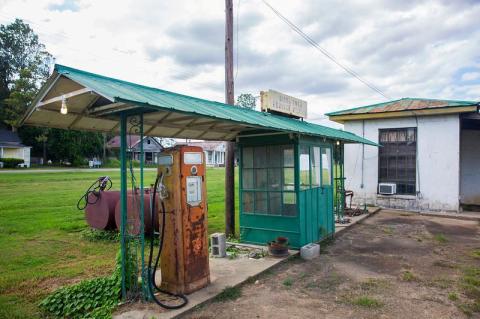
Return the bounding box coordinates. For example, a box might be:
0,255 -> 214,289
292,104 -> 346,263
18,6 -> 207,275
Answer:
327,98 -> 479,116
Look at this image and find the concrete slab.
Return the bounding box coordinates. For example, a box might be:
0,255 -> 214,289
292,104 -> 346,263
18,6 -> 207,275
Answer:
114,252 -> 293,319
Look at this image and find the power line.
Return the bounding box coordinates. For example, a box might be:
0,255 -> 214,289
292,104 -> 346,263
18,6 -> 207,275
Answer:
261,0 -> 391,100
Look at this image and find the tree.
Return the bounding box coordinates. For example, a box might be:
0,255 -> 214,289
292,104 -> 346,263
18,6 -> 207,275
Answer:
3,68 -> 37,129
0,19 -> 53,129
236,93 -> 256,109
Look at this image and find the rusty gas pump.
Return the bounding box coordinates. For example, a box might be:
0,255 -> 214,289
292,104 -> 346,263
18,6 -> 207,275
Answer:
148,146 -> 210,308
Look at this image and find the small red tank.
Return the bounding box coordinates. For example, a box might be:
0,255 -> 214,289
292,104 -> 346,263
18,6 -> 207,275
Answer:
85,191 -> 120,230
114,189 -> 159,235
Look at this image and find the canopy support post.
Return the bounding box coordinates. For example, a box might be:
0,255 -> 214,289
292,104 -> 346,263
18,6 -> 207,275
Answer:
120,112 -> 128,300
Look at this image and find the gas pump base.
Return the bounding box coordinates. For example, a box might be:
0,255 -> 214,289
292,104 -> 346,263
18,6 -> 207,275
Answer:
158,146 -> 210,295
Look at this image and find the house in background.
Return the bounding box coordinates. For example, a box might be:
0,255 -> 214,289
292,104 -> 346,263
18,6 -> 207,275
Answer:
0,127 -> 31,167
107,135 -> 164,164
184,141 -> 226,166
327,98 -> 480,213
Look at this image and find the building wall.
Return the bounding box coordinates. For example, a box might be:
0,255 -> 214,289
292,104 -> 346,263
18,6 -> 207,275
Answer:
460,129 -> 480,205
344,114 -> 460,212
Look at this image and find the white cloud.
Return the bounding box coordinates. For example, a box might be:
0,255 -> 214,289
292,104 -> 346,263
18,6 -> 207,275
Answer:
461,72 -> 480,81
0,0 -> 479,128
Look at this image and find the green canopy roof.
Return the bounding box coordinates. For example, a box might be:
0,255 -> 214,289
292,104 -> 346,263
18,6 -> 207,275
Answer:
22,64 -> 377,146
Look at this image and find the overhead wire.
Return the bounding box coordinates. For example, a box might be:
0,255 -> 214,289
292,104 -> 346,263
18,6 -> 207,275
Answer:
260,0 -> 391,100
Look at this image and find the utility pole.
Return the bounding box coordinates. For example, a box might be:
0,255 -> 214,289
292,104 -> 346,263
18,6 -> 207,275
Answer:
224,0 -> 235,237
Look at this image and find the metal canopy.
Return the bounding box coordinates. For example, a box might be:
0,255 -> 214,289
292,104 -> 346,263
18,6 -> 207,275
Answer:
21,64 -> 378,145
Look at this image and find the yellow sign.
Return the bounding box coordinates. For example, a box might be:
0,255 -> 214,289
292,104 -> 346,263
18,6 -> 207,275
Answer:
260,90 -> 307,119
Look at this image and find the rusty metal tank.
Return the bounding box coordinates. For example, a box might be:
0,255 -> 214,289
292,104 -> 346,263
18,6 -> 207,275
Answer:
114,189 -> 159,235
85,191 -> 120,230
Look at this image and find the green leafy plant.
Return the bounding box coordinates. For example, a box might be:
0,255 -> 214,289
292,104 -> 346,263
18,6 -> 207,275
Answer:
39,250 -> 136,318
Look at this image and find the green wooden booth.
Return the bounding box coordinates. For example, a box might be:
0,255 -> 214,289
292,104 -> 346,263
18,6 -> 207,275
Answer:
239,134 -> 340,248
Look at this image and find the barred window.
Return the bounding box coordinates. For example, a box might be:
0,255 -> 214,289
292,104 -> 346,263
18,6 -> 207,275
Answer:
378,128 -> 416,195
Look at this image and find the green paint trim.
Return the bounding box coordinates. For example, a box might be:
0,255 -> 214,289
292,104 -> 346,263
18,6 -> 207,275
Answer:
119,113 -> 128,300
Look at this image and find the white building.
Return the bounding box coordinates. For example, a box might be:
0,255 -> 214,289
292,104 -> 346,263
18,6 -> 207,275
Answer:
0,127 -> 31,167
186,141 -> 226,167
328,98 -> 480,213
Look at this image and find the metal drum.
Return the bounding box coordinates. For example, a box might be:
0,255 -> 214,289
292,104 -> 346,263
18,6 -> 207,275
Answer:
85,191 -> 120,230
114,190 -> 159,235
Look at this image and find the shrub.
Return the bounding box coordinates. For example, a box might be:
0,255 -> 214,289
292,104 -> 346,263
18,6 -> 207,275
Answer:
0,158 -> 24,168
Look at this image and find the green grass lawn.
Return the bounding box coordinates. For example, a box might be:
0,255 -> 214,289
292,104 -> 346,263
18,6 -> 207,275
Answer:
0,168 -> 238,318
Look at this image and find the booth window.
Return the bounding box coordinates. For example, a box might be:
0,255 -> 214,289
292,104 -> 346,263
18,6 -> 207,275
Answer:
321,147 -> 332,186
242,145 -> 297,216
299,146 -> 310,189
378,128 -> 416,195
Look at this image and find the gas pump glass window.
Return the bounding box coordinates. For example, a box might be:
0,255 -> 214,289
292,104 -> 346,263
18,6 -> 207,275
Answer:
242,145 -> 297,217
321,147 -> 332,186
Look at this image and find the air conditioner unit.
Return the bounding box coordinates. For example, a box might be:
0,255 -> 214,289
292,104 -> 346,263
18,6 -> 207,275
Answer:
379,183 -> 396,195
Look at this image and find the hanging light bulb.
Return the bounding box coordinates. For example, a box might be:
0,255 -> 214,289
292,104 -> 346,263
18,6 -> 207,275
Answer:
60,96 -> 68,115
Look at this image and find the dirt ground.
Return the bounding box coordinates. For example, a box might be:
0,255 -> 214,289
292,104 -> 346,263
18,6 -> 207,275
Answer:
184,210 -> 480,319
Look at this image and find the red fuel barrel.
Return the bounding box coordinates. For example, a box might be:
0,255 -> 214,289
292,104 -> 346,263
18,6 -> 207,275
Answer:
114,190 -> 159,235
85,191 -> 120,230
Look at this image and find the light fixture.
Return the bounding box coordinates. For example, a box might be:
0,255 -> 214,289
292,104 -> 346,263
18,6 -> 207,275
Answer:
60,96 -> 68,115
336,140 -> 340,145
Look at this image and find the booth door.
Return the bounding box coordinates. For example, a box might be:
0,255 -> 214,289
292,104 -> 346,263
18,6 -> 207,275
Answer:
299,145 -> 334,245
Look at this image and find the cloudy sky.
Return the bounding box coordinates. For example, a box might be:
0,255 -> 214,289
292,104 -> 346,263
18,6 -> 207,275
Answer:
1,0 -> 479,127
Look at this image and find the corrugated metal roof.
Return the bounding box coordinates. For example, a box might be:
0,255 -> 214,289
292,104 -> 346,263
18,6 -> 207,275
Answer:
23,64 -> 378,146
327,98 -> 479,116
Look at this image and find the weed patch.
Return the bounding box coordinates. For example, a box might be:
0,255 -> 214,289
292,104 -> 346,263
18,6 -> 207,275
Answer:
402,271 -> 418,282
434,233 -> 448,244
215,286 -> 242,302
448,292 -> 458,301
350,296 -> 383,308
469,249 -> 480,260
283,277 -> 294,287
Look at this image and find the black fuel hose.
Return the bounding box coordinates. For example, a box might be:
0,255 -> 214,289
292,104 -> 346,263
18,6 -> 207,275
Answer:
76,176 -> 112,210
147,172 -> 188,309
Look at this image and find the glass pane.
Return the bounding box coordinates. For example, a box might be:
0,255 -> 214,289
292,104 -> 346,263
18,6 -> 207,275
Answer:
283,193 -> 297,216
283,147 -> 294,167
269,192 -> 282,215
268,145 -> 282,167
322,148 -> 332,186
254,146 -> 267,168
300,146 -> 310,189
283,167 -> 295,191
255,192 -> 268,213
311,146 -> 320,187
243,147 -> 253,168
242,191 -> 254,213
242,168 -> 254,189
268,168 -> 282,190
255,169 -> 268,189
